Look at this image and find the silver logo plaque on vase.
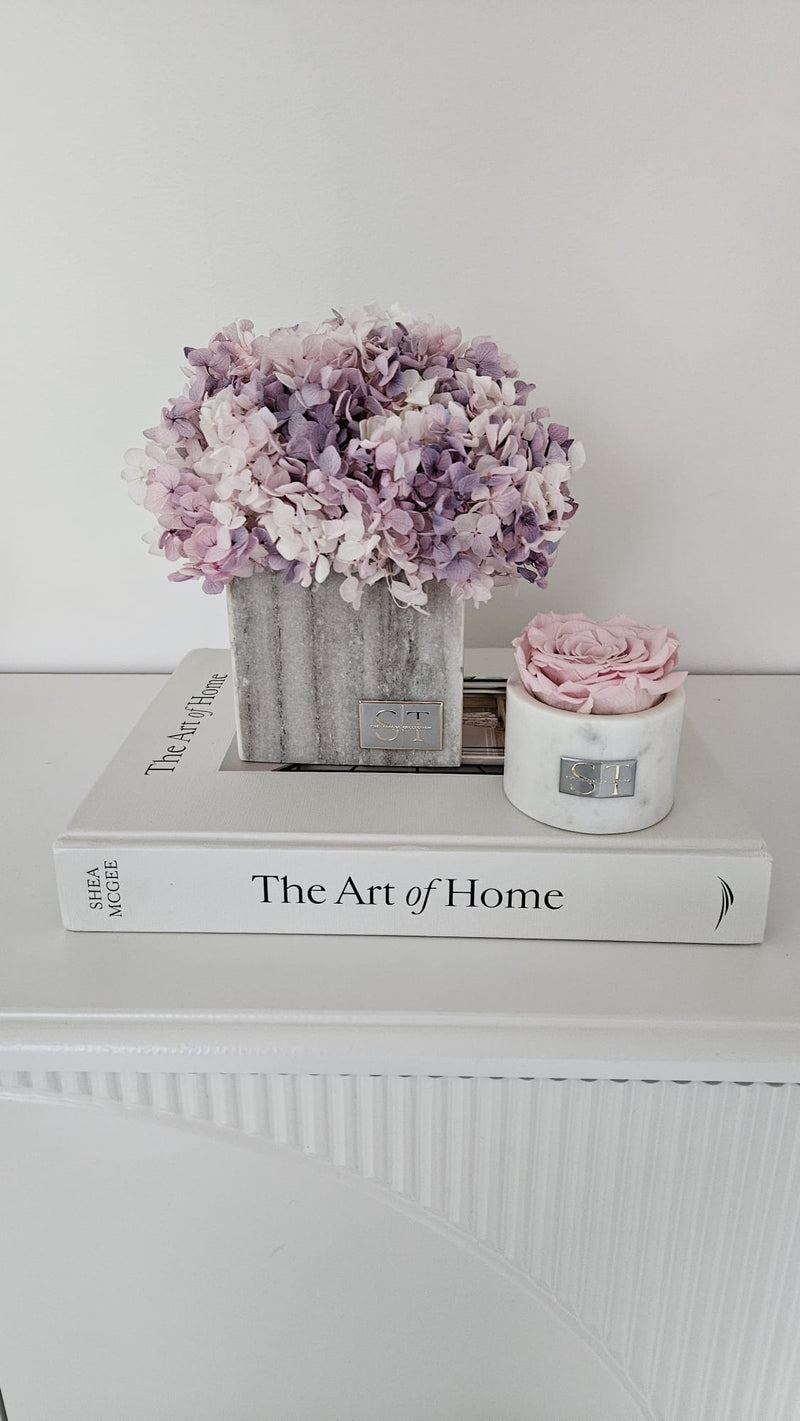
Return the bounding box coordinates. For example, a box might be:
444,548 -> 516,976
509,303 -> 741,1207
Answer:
559,757 -> 637,798
358,701 -> 444,751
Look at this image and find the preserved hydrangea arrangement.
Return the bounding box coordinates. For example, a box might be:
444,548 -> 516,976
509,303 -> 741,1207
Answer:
123,306 -> 584,608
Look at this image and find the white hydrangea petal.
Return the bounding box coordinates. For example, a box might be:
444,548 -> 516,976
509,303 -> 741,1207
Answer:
568,440 -> 586,472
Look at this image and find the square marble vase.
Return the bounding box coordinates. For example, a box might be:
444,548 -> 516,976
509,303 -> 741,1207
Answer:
227,572 -> 464,767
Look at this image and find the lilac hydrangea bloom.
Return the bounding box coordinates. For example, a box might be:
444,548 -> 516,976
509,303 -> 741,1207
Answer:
123,306 -> 585,605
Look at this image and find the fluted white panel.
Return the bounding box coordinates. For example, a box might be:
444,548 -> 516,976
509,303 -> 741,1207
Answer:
1,1070 -> 798,1421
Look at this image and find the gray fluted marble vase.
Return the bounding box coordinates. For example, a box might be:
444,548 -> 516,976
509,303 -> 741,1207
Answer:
227,572 -> 464,766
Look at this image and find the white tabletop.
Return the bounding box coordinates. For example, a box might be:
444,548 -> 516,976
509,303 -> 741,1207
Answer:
2,660 -> 798,1081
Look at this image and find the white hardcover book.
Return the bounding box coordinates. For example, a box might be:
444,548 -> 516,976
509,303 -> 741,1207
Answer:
53,649 -> 771,943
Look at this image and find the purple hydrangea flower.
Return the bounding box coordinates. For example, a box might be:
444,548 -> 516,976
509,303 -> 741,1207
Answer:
123,306 -> 585,604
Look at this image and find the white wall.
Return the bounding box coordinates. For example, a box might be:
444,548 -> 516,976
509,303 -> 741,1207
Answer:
3,0 -> 799,672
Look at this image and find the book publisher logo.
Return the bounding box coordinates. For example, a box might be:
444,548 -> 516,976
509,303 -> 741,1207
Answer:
716,877 -> 735,929
359,700 -> 444,751
559,757 -> 637,798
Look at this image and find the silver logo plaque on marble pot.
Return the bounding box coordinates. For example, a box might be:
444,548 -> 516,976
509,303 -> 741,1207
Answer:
359,701 -> 444,751
559,757 -> 637,798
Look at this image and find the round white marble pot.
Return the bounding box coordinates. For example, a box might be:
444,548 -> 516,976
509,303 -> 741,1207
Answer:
503,674 -> 686,834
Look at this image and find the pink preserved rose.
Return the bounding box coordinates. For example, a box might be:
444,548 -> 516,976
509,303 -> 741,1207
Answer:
513,612 -> 687,714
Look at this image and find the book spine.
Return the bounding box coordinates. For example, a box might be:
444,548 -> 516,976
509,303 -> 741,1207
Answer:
53,842 -> 772,944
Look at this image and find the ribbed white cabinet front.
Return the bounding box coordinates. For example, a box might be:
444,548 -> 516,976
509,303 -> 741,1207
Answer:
0,1069 -> 797,1421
